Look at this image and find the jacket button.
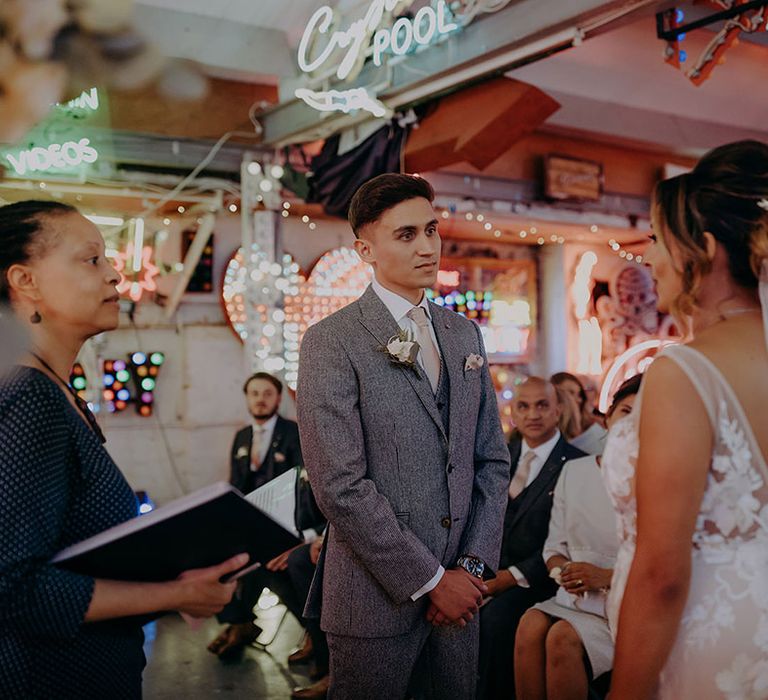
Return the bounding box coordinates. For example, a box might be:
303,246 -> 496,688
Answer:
441,517 -> 451,529
447,464 -> 454,474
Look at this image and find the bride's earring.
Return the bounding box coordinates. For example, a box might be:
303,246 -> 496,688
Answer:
30,310 -> 42,324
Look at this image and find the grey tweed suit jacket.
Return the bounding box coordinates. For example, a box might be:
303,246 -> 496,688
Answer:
297,285 -> 510,638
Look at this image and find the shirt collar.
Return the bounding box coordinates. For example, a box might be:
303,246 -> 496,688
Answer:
252,413 -> 278,435
520,430 -> 561,465
371,275 -> 431,325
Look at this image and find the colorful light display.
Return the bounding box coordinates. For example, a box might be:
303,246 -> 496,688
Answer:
102,352 -> 164,416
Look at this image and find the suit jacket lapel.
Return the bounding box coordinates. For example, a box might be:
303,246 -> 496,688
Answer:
430,304 -> 462,448
236,426 -> 253,486
357,286 -> 446,440
508,437 -> 570,531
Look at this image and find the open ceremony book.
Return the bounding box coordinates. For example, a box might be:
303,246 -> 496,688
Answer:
52,474 -> 302,583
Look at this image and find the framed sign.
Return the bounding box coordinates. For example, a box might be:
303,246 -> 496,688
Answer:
544,154 -> 603,202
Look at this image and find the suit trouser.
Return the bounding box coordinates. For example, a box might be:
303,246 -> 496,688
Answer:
287,543 -> 329,671
217,566 -> 304,626
326,616 -> 479,700
477,583 -> 555,699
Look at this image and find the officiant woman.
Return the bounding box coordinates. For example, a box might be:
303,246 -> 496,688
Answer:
0,201 -> 245,699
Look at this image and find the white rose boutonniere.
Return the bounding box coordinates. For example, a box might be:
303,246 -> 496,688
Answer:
464,353 -> 485,371
380,329 -> 420,372
274,451 -> 286,463
236,446 -> 249,459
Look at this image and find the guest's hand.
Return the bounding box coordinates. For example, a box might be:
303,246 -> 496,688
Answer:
484,569 -> 516,597
173,553 -> 248,617
561,561 -> 612,594
309,537 -> 323,565
427,569 -> 486,626
266,544 -> 302,571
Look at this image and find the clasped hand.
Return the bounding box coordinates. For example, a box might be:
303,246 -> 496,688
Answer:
560,561 -> 611,594
426,569 -> 487,627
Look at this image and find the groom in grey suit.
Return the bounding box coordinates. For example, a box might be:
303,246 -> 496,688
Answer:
297,174 -> 510,699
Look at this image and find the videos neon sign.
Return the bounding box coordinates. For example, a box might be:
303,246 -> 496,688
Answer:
296,0 -> 460,117
5,138 -> 99,176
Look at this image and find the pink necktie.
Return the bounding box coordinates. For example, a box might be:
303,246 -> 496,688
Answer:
407,306 -> 441,393
509,451 -> 536,499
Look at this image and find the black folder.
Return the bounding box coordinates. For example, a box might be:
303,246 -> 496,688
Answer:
52,482 -> 301,582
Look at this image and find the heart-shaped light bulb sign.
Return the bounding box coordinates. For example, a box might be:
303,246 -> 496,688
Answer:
222,246 -> 372,389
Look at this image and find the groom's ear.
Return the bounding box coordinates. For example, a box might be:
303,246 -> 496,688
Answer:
354,236 -> 376,264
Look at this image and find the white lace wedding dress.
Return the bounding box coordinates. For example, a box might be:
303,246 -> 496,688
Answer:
602,344 -> 768,699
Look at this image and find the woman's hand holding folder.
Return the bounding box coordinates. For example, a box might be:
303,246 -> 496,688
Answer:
85,553 -> 249,622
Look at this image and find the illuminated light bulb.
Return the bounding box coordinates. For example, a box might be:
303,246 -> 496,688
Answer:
636,256 -> 643,263
519,231 -> 527,238
590,225 -> 599,233
484,222 -> 492,231
609,239 -> 616,246
229,203 -> 238,212
550,235 -> 558,242
627,253 -> 634,261
611,243 -> 620,251
619,250 -> 627,258
465,213 -> 473,221
477,214 -> 484,222
39,182 -> 47,189
270,164 -> 284,179
441,211 -> 449,219
309,222 -> 316,230
259,179 -> 273,192
494,231 -> 501,238
537,237 -> 545,245
281,210 -> 289,218
302,215 -> 309,223
163,217 -> 171,226
283,201 -> 291,209
247,161 -> 261,175
177,205 -> 185,213
530,226 -> 537,234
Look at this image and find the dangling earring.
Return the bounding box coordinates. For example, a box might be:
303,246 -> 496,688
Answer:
30,310 -> 42,324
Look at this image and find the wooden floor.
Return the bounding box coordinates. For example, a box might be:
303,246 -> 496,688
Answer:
143,603 -> 312,699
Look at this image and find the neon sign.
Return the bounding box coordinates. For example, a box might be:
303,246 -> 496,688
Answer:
296,0 -> 459,117
4,138 -> 98,176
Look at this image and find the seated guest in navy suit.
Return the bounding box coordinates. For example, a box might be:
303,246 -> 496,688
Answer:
478,377 -> 585,699
208,372 -> 322,657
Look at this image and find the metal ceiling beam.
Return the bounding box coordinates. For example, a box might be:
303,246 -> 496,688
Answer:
256,0 -> 658,146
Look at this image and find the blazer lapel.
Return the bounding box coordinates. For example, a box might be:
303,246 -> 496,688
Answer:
357,286 -> 446,440
508,438 -> 570,531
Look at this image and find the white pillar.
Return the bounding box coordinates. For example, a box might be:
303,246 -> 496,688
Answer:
533,245 -> 568,378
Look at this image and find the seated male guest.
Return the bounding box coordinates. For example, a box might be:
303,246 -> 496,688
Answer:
208,372 -> 312,657
478,377 -> 585,698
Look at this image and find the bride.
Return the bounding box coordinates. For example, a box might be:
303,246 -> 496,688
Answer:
602,140 -> 768,699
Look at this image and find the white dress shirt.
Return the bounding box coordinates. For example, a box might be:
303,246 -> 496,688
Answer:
371,276 -> 445,601
509,430 -> 561,587
250,414 -> 278,470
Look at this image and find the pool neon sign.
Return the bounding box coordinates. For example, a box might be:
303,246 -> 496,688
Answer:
296,0 -> 460,117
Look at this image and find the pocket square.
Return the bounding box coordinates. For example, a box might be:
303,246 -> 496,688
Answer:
464,353 -> 485,371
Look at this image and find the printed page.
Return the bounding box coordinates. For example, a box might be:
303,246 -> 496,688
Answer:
244,468 -> 299,536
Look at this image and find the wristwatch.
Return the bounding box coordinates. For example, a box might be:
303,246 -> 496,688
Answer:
456,554 -> 486,579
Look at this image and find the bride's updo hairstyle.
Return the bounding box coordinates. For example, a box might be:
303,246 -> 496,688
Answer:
652,139 -> 768,320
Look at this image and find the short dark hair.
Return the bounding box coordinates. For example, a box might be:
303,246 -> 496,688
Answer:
0,200 -> 77,302
348,173 -> 434,237
607,374 -> 643,416
243,372 -> 283,395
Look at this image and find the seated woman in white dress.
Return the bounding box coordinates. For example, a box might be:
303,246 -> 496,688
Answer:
513,375 -> 641,700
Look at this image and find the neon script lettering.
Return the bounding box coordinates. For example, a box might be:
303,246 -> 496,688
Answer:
298,0 -> 457,81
